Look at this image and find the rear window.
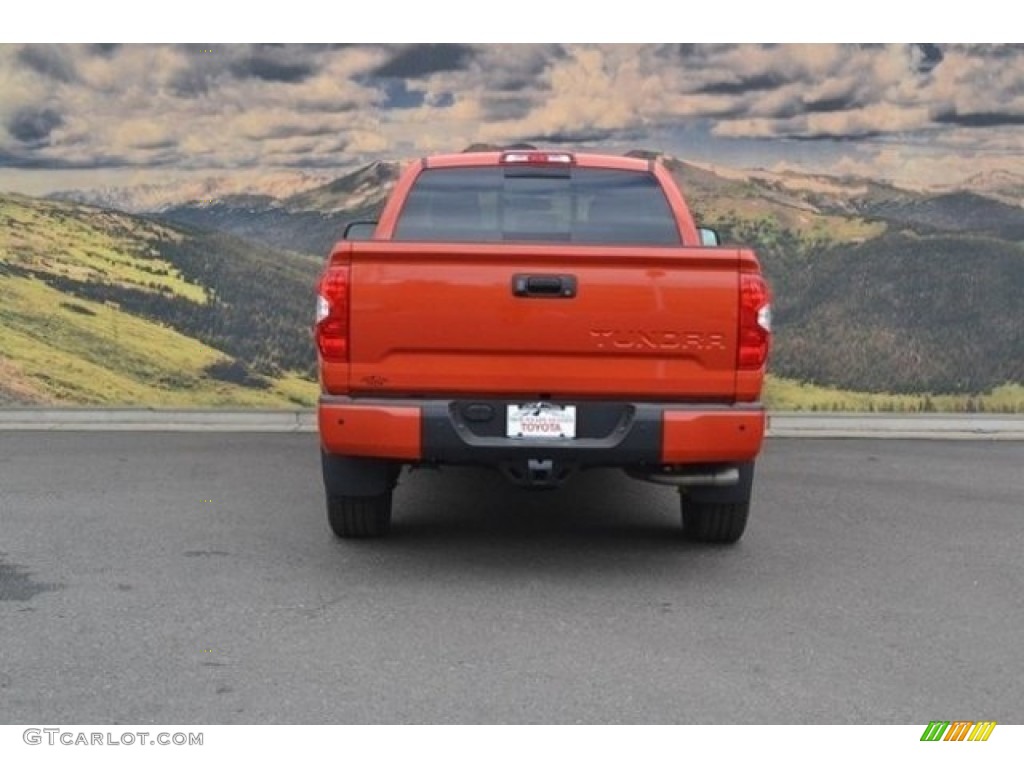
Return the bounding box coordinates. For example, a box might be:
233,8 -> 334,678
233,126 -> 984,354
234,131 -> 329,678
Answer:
393,166 -> 681,245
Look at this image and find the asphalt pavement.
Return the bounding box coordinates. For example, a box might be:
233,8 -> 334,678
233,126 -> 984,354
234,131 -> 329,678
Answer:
1,432 -> 1021,723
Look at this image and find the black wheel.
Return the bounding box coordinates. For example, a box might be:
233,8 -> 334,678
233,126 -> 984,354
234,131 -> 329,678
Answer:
681,499 -> 750,544
327,493 -> 392,538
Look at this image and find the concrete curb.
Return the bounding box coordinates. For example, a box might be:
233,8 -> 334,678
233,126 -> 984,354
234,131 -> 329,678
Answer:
0,409 -> 317,432
1,409 -> 1023,440
768,413 -> 1024,440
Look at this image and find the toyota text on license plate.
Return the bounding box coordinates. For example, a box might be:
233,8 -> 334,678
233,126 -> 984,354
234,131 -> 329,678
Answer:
506,404 -> 576,439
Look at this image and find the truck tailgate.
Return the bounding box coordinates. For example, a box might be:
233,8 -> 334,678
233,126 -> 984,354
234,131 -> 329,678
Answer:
344,241 -> 743,400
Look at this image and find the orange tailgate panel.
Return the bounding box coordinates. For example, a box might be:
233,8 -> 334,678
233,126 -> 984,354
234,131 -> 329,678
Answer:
345,244 -> 741,400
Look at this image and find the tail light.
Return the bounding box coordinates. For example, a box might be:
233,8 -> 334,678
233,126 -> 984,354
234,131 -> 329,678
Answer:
738,273 -> 772,369
315,265 -> 350,362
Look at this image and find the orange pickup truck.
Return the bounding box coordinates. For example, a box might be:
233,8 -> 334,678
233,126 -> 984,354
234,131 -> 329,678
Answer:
315,150 -> 771,542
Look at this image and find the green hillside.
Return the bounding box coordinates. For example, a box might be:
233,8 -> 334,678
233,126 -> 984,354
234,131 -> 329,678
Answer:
706,210 -> 1024,400
656,155 -> 888,244
771,231 -> 1024,394
160,162 -> 400,257
765,376 -> 1024,413
0,194 -> 319,407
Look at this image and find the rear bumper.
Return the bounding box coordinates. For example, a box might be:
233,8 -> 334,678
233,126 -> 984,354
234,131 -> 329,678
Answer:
318,396 -> 765,467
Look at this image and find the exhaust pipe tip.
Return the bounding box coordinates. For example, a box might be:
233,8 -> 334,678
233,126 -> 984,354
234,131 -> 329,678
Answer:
630,466 -> 740,488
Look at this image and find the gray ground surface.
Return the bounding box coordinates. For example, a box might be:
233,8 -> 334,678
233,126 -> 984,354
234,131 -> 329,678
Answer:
1,433 -> 1021,724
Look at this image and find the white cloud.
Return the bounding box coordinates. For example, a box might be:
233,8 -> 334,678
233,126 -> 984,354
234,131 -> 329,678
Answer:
3,43 -> 1024,190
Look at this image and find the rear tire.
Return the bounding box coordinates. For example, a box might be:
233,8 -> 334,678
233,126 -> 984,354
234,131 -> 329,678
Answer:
327,493 -> 392,538
681,499 -> 750,544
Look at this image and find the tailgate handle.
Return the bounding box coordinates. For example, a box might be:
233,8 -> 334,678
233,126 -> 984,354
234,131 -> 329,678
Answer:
512,274 -> 577,298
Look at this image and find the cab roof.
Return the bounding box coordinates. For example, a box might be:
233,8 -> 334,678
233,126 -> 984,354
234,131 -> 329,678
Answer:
422,150 -> 656,172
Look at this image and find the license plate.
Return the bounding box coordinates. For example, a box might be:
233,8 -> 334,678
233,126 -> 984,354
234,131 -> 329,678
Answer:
506,403 -> 576,439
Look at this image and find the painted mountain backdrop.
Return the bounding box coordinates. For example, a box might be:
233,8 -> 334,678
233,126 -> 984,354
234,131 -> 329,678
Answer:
2,151 -> 1023,410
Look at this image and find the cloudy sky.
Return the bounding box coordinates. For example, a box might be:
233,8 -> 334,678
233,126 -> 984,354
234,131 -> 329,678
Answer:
3,43 -> 1024,194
